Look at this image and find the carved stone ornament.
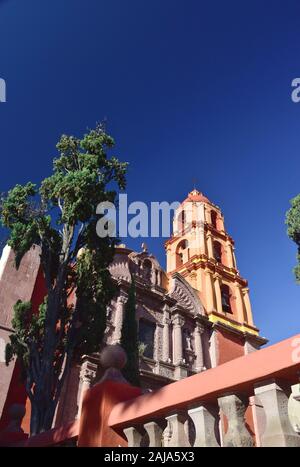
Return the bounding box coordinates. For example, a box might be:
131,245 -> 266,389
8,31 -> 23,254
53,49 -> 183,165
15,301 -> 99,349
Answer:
168,272 -> 205,315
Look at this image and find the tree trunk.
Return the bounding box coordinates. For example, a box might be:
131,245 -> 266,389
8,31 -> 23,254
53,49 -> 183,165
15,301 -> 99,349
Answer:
29,336 -> 73,435
30,401 -> 42,436
29,229 -> 75,436
30,396 -> 57,436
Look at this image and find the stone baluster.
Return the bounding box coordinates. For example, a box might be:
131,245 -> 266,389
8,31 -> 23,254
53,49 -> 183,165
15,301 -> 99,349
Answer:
254,379 -> 300,447
292,381 -> 300,402
162,420 -> 172,447
144,421 -> 164,447
112,291 -> 127,344
218,394 -> 254,447
188,404 -> 220,447
165,412 -> 190,447
123,426 -> 143,447
194,321 -> 206,372
289,381 -> 300,434
172,314 -> 185,365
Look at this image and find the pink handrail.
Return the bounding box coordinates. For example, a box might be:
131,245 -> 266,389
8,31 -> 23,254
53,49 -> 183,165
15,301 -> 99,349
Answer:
108,334 -> 300,429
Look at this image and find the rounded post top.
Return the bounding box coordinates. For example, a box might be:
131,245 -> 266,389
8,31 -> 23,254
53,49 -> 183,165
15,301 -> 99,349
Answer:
100,344 -> 127,370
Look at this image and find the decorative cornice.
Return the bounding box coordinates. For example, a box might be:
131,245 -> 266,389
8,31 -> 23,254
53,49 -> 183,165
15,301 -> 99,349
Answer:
168,272 -> 205,316
205,223 -> 235,245
112,277 -> 168,304
169,255 -> 246,286
208,312 -> 260,337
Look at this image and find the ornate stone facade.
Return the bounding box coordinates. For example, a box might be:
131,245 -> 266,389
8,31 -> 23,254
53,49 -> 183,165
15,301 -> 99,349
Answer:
103,245 -> 211,390
53,191 -> 267,425
92,189 -> 266,393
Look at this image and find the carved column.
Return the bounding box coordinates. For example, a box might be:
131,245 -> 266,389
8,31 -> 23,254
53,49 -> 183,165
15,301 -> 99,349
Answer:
112,291 -> 127,344
213,274 -> 222,314
235,284 -> 247,323
209,328 -> 219,368
156,270 -> 162,287
218,215 -> 225,232
254,379 -> 300,447
232,245 -> 237,269
172,313 -> 185,365
206,232 -> 214,259
242,287 -> 254,326
205,272 -> 216,312
194,321 -> 206,372
226,241 -> 235,268
218,394 -> 254,447
162,305 -> 171,362
198,219 -> 207,256
77,357 -> 98,418
188,404 -> 220,447
151,268 -> 156,285
153,323 -> 159,361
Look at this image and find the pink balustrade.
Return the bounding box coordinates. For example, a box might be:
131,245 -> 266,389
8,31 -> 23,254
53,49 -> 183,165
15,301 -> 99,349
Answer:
1,334 -> 300,447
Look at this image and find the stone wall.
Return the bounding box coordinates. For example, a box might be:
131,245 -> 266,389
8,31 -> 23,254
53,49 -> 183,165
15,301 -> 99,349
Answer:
0,245 -> 40,419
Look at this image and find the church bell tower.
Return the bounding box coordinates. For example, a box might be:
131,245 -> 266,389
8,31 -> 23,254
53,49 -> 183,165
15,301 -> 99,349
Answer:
165,189 -> 265,351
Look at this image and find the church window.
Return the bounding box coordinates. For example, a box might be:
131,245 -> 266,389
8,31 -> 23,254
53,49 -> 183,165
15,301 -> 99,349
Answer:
221,284 -> 232,313
177,210 -> 186,234
211,210 -> 217,229
138,319 -> 156,359
143,259 -> 152,281
176,239 -> 188,268
213,241 -> 222,263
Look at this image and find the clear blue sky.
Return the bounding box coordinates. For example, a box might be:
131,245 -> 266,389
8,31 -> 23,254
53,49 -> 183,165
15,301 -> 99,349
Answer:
0,0 -> 299,345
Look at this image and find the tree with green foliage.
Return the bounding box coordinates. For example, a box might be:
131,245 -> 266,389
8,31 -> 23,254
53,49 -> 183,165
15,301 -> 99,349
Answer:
120,276 -> 140,387
1,124 -> 127,435
286,194 -> 300,283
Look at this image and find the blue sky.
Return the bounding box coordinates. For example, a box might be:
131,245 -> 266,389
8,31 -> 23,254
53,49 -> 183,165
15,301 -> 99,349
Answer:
0,0 -> 299,345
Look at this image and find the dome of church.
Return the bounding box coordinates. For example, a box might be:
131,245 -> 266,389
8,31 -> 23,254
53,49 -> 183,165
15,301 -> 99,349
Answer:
183,189 -> 210,204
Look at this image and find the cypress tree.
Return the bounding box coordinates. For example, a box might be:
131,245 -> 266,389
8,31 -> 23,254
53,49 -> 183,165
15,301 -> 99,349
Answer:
1,124 -> 127,434
286,193 -> 300,282
120,276 -> 140,386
